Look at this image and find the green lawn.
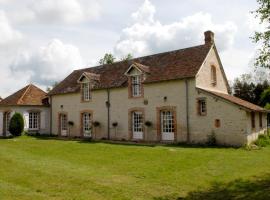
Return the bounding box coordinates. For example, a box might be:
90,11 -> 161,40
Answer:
0,136 -> 270,200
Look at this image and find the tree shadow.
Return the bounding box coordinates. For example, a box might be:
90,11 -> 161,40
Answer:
154,174 -> 270,200
24,135 -> 240,149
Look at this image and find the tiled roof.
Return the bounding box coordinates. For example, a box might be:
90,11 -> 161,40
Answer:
49,44 -> 212,95
0,84 -> 48,106
198,88 -> 267,112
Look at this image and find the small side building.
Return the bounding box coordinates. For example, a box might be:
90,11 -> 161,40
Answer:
0,84 -> 50,136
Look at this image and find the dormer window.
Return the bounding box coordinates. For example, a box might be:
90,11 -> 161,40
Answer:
77,72 -> 100,102
125,63 -> 149,98
211,65 -> 217,86
82,82 -> 90,101
131,75 -> 142,97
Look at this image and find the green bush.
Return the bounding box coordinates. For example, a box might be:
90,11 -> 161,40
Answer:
206,131 -> 217,146
9,113 -> 24,136
254,134 -> 270,147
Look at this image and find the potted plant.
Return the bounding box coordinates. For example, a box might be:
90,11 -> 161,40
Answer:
144,120 -> 152,141
92,121 -> 100,139
112,122 -> 118,140
67,121 -> 74,137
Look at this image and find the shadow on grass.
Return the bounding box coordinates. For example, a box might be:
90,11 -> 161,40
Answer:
154,175 -> 270,200
23,135 -> 239,149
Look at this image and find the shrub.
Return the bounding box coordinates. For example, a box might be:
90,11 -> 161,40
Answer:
206,131 -> 217,146
9,113 -> 24,136
144,121 -> 152,127
112,122 -> 118,127
93,121 -> 100,127
68,121 -> 74,126
254,134 -> 270,147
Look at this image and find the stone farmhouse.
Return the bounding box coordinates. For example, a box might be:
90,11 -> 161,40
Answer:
0,31 -> 268,146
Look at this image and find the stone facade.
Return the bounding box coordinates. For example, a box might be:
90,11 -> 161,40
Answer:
50,45 -> 268,146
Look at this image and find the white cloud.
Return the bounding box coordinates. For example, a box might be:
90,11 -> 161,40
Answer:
0,10 -> 22,46
114,0 -> 237,58
30,0 -> 101,24
246,13 -> 268,33
10,39 -> 84,85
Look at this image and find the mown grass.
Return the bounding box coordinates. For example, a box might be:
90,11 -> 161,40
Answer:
0,136 -> 270,200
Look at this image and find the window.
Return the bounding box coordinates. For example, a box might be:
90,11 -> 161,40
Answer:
5,112 -> 11,133
211,65 -> 217,85
60,114 -> 68,136
82,113 -> 92,136
251,112 -> 255,129
215,119 -> 221,128
82,82 -> 90,101
132,111 -> 143,133
161,110 -> 175,133
259,113 -> 263,128
198,99 -> 207,116
29,112 -> 40,130
131,75 -> 141,97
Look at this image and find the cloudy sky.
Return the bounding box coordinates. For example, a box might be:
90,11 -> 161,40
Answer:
0,0 -> 265,97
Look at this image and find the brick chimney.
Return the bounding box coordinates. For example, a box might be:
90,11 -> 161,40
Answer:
204,30 -> 214,45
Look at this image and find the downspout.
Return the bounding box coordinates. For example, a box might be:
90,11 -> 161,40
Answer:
106,89 -> 111,140
49,96 -> 52,136
185,79 -> 190,143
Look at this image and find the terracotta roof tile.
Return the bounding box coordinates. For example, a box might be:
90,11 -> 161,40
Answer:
198,88 -> 267,112
49,44 -> 212,95
0,84 -> 48,106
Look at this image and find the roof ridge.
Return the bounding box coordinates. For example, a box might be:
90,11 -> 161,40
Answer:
78,44 -> 208,72
17,84 -> 32,105
197,87 -> 266,112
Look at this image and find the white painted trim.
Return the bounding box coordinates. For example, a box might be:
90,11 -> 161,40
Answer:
124,64 -> 143,76
77,72 -> 91,83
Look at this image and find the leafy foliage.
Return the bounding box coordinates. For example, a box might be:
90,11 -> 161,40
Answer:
99,53 -> 133,65
9,113 -> 24,136
206,131 -> 217,146
46,81 -> 59,92
251,0 -> 270,68
254,134 -> 270,147
232,74 -> 270,106
260,87 -> 270,106
99,53 -> 116,65
121,53 -> 133,61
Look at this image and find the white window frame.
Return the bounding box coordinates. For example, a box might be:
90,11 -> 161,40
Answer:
5,112 -> 11,134
82,82 -> 90,101
132,111 -> 143,134
131,75 -> 141,97
161,110 -> 175,134
29,112 -> 40,131
60,114 -> 68,132
83,113 -> 92,137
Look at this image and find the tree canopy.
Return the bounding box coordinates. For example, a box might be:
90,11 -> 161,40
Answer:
232,73 -> 270,108
252,0 -> 270,68
99,53 -> 133,65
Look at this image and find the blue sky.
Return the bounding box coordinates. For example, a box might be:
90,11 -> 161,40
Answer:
0,0 -> 266,97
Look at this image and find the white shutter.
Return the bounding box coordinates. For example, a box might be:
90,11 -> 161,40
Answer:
23,112 -> 29,130
40,111 -> 46,129
0,112 -> 3,136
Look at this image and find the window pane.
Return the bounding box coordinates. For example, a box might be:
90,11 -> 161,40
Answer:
83,113 -> 92,135
161,111 -> 174,133
83,83 -> 90,101
29,112 -> 40,130
132,76 -> 141,97
133,111 -> 143,132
